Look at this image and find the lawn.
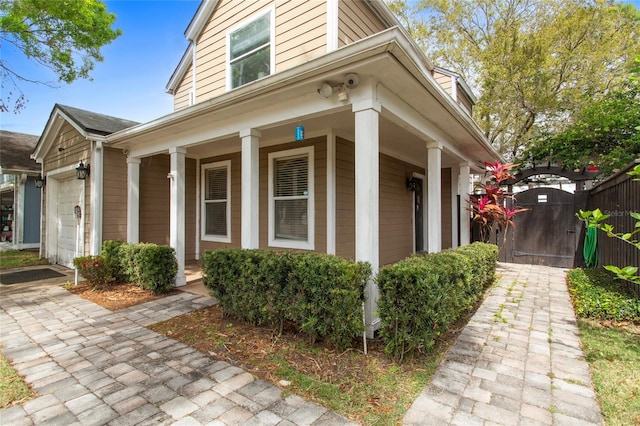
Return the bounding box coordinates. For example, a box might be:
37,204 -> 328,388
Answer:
0,249 -> 48,270
0,350 -> 34,408
568,268 -> 640,426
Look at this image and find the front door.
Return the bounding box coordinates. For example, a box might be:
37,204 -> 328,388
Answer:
414,178 -> 424,252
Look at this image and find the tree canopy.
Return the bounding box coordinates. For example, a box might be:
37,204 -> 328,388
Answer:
387,0 -> 640,159
0,0 -> 121,113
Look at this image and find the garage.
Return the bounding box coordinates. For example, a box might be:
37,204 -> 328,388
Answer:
52,176 -> 85,268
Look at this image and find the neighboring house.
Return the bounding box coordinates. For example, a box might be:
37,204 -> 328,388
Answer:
0,130 -> 42,250
33,0 -> 499,335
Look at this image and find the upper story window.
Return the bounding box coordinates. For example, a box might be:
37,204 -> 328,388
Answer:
268,147 -> 314,250
202,161 -> 231,243
227,8 -> 275,90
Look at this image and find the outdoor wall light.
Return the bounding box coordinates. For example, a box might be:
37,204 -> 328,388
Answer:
34,175 -> 46,188
76,160 -> 90,180
406,177 -> 420,192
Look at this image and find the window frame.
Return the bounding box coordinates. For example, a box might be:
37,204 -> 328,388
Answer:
201,160 -> 231,243
225,6 -> 275,91
268,146 -> 315,250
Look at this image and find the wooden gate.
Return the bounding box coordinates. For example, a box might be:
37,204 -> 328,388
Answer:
500,187 -> 581,268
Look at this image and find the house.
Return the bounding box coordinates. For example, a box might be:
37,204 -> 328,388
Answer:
33,0 -> 498,335
0,130 -> 42,250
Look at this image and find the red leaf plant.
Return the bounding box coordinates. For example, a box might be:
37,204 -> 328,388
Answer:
470,161 -> 529,245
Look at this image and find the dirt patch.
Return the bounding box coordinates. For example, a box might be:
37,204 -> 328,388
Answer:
65,282 -> 178,311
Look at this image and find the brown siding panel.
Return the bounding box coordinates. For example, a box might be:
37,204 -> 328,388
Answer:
338,0 -> 387,47
102,147 -> 127,242
335,137 -> 355,260
441,168 -> 452,249
139,155 -> 170,246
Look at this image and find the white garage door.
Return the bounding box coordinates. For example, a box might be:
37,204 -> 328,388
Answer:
56,177 -> 84,268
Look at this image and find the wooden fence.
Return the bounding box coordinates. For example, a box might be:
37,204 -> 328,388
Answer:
588,159 -> 640,296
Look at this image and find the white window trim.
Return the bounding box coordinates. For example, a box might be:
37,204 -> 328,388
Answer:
225,5 -> 276,91
201,160 -> 231,243
268,146 -> 315,250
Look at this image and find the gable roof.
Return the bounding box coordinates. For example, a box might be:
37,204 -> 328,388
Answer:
32,104 -> 139,163
0,130 -> 40,174
55,104 -> 139,136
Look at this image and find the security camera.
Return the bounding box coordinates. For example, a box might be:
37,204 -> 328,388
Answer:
344,73 -> 359,89
122,149 -> 129,155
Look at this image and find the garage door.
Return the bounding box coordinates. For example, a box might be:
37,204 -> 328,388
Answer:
56,177 -> 84,268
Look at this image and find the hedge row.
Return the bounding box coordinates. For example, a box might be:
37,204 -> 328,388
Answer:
377,242 -> 498,361
74,240 -> 177,294
202,249 -> 371,350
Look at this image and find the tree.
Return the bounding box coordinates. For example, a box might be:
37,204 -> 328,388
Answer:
525,79 -> 640,176
0,0 -> 122,113
387,0 -> 640,159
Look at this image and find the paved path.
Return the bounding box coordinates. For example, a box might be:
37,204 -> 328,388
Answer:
0,279 -> 355,425
404,263 -> 603,425
1,263 -> 603,425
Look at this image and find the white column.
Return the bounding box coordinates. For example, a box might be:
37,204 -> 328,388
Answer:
169,147 -> 187,287
326,131 -> 336,255
353,98 -> 381,337
427,141 -> 442,253
13,174 -> 25,248
127,157 -> 141,243
458,162 -> 471,246
90,141 -> 104,255
240,128 -> 260,249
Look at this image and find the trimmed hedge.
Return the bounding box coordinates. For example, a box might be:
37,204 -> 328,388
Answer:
98,240 -> 177,294
202,249 -> 371,350
377,242 -> 498,361
73,255 -> 112,288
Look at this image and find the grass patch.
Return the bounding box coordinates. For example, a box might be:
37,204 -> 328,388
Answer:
0,350 -> 34,408
567,268 -> 640,425
577,319 -> 640,426
0,249 -> 48,270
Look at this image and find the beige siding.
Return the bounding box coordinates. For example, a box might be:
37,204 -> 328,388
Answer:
173,62 -> 194,111
338,0 -> 388,47
441,168 -> 452,249
139,155 -> 170,246
335,137 -> 355,260
42,122 -> 92,257
379,154 -> 423,266
458,92 -> 474,115
259,137 -> 327,253
103,147 -> 127,242
186,0 -> 328,105
199,152 -> 242,256
433,70 -> 452,95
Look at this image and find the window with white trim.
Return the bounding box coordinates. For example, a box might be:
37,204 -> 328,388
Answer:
201,161 -> 231,242
268,147 -> 314,250
227,8 -> 274,90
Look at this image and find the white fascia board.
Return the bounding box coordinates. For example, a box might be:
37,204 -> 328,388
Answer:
185,0 -> 219,41
166,43 -> 194,94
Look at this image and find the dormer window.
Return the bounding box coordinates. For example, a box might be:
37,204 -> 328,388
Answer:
227,8 -> 274,90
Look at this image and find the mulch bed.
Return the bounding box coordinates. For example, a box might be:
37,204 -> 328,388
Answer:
65,281 -> 179,311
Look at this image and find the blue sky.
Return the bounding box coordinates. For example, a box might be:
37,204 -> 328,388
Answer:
1,0 -> 640,137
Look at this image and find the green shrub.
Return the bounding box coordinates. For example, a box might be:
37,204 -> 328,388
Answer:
99,241 -> 177,294
202,249 -> 370,351
377,242 -> 498,361
133,244 -> 177,294
72,255 -> 112,288
102,240 -> 125,283
567,268 -> 640,322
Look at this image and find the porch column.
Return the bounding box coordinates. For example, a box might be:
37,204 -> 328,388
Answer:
169,147 -> 187,287
90,141 -> 104,255
353,98 -> 381,337
240,128 -> 260,249
127,157 -> 141,243
458,162 -> 471,246
427,141 -> 442,253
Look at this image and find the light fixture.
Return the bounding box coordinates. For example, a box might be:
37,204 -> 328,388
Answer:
406,177 -> 420,192
58,146 -> 65,152
319,83 -> 333,98
76,160 -> 90,180
34,175 -> 46,188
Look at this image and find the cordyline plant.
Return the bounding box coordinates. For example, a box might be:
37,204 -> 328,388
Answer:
469,161 -> 529,244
